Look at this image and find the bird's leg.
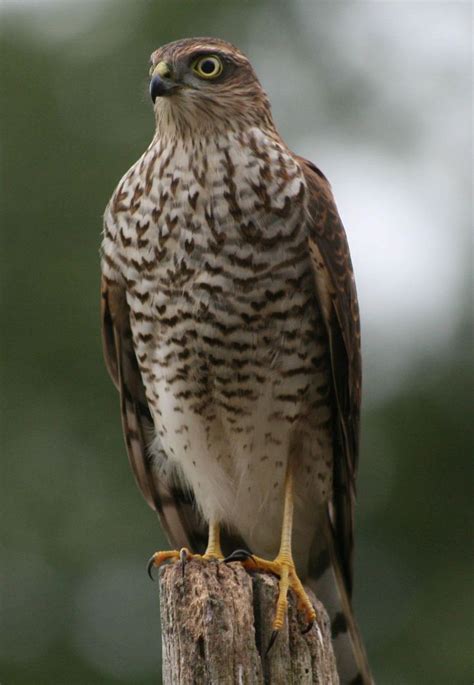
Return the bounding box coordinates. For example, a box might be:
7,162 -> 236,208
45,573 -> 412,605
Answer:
225,468 -> 316,643
202,520 -> 224,559
147,519 -> 224,579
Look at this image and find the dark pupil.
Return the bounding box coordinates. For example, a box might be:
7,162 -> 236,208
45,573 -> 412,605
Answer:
200,59 -> 216,74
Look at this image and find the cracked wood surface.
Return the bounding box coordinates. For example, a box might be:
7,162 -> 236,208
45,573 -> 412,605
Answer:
159,560 -> 338,684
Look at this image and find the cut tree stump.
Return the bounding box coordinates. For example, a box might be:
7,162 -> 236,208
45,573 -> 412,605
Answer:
159,559 -> 339,684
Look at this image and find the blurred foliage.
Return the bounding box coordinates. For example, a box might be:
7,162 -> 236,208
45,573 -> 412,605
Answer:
1,1 -> 472,684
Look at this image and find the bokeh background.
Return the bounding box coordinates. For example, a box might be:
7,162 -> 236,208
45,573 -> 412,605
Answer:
1,1 -> 472,683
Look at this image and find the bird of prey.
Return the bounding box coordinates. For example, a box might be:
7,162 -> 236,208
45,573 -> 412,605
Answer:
101,37 -> 372,684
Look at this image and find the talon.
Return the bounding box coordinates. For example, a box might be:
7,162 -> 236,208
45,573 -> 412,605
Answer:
147,554 -> 157,581
301,619 -> 314,635
266,629 -> 279,655
223,548 -> 255,564
180,547 -> 188,578
146,549 -> 186,579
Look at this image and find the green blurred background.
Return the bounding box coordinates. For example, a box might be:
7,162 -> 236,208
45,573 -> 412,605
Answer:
1,1 -> 472,683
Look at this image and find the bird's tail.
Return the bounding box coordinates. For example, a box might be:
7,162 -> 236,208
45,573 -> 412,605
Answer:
306,521 -> 374,685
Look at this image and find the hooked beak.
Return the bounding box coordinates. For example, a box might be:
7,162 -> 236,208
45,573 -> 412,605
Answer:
150,61 -> 178,102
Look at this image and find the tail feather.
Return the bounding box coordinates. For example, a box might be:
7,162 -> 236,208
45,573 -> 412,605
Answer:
306,519 -> 373,685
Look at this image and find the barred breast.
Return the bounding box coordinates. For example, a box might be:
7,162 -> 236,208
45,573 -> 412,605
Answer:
102,127 -> 333,569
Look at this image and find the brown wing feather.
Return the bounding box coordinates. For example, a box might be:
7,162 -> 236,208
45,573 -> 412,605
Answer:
100,275 -> 208,553
298,156 -> 361,594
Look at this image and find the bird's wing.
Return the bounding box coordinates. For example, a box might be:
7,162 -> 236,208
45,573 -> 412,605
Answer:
298,156 -> 361,594
100,274 -> 208,553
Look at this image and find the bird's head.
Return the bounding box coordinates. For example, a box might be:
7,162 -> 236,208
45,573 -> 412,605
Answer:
148,37 -> 274,137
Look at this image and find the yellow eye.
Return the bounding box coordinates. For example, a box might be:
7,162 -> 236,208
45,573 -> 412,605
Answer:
192,55 -> 223,80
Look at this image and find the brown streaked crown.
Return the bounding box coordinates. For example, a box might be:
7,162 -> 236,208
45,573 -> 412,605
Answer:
149,37 -> 274,134
150,37 -> 250,70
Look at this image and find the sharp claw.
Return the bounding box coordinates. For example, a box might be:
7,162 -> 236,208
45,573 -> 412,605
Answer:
179,548 -> 188,578
301,619 -> 314,635
147,554 -> 157,581
266,630 -> 279,655
223,549 -> 255,564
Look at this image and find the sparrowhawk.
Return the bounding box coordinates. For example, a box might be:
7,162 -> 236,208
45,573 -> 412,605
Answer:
101,37 -> 372,684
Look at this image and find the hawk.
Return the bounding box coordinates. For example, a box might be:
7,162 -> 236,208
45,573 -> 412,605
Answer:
101,37 -> 372,684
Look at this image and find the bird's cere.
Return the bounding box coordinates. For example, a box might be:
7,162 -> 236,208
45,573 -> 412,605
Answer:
153,61 -> 172,79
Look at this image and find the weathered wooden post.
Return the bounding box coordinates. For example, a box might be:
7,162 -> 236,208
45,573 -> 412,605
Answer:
159,560 -> 339,684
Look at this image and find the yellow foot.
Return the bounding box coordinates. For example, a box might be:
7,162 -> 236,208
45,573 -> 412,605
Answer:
147,547 -> 224,579
224,549 -> 316,647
